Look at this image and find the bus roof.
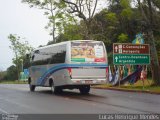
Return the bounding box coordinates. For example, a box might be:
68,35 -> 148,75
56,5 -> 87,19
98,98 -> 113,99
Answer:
34,40 -> 99,51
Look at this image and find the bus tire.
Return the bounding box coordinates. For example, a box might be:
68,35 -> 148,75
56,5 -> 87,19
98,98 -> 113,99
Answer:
79,85 -> 90,94
29,84 -> 36,92
51,82 -> 62,94
28,78 -> 36,92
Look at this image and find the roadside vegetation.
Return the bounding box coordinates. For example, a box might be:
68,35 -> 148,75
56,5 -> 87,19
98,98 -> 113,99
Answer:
94,79 -> 160,93
0,80 -> 27,84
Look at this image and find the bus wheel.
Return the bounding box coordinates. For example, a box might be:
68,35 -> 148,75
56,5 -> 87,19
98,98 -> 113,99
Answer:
79,85 -> 90,94
51,82 -> 62,94
29,84 -> 36,92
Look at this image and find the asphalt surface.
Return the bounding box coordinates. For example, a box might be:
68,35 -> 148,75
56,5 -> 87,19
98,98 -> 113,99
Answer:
0,84 -> 160,114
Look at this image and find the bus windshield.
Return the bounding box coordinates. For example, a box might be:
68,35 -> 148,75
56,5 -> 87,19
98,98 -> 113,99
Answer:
71,41 -> 107,63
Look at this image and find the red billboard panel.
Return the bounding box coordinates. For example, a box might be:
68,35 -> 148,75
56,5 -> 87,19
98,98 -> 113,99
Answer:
113,44 -> 150,54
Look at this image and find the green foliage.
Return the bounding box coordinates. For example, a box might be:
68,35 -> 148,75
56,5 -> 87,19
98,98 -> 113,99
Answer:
8,34 -> 33,57
120,8 -> 133,19
107,52 -> 114,65
152,0 -> 160,9
22,0 -> 66,43
105,12 -> 117,24
0,71 -> 6,81
23,0 -> 160,84
120,0 -> 131,8
0,80 -> 27,84
8,34 -> 33,79
4,65 -> 17,80
118,33 -> 128,43
63,23 -> 83,40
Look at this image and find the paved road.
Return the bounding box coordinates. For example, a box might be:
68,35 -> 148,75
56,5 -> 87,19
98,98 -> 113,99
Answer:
0,84 -> 160,114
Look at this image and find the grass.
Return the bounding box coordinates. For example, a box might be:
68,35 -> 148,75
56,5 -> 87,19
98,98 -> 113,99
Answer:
94,79 -> 160,93
0,80 -> 27,84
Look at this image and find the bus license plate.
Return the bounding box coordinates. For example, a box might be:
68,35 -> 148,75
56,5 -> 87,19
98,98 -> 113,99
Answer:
85,80 -> 93,84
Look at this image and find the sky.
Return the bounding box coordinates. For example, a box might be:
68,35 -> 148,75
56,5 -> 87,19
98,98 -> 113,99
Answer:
0,0 -> 51,70
0,0 -> 108,71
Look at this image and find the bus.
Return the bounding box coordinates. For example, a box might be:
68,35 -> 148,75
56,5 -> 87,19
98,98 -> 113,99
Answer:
28,40 -> 108,94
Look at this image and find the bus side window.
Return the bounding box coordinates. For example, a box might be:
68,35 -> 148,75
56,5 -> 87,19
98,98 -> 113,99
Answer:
50,51 -> 66,64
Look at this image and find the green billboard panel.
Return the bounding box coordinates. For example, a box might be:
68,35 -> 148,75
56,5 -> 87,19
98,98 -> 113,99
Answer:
71,58 -> 85,62
113,54 -> 150,65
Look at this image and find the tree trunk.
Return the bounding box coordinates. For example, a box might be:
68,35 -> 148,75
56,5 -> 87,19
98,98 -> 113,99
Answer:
84,20 -> 93,40
50,3 -> 55,43
137,0 -> 160,85
147,30 -> 160,85
15,53 -> 20,81
52,20 -> 55,43
147,0 -> 160,85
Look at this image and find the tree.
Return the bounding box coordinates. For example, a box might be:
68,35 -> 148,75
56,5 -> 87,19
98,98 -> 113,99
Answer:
22,0 -> 78,43
136,0 -> 160,85
108,0 -> 160,84
118,33 -> 128,43
8,34 -> 33,80
0,70 -> 6,81
61,0 -> 104,39
4,65 -> 17,80
21,0 -> 160,84
22,0 -> 66,43
108,0 -> 138,41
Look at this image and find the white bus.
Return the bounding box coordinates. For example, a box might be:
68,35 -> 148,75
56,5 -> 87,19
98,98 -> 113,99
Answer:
28,40 -> 108,94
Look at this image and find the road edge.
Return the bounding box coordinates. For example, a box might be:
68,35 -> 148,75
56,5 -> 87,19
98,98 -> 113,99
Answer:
92,87 -> 160,95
